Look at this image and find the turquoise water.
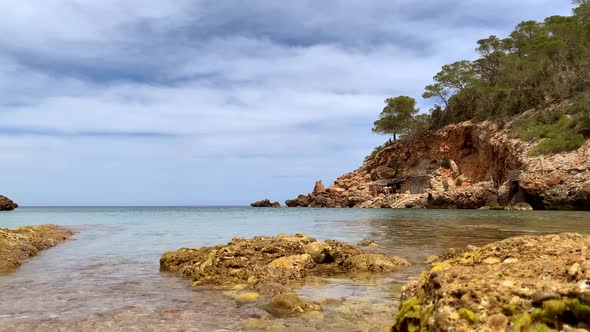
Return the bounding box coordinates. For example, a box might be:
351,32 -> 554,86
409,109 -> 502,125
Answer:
1,207 -> 589,331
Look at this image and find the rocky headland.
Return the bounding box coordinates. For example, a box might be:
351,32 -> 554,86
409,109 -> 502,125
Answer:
391,233 -> 590,331
287,120 -> 590,210
0,224 -> 74,272
160,233 -> 409,317
0,195 -> 18,211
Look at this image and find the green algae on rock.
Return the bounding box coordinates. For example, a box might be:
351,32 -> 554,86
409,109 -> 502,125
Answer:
391,233 -> 590,331
160,233 -> 410,291
0,224 -> 74,272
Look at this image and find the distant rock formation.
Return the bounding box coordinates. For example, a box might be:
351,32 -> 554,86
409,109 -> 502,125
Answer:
286,120 -> 590,210
0,195 -> 18,211
251,199 -> 281,208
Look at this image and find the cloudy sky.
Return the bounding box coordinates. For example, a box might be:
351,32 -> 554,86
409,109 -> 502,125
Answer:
0,1 -> 573,206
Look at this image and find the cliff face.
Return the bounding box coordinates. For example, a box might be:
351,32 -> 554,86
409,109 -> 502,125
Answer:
0,195 -> 18,211
286,121 -> 590,210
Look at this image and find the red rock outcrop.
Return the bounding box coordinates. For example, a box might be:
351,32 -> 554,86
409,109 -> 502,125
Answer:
286,120 -> 589,210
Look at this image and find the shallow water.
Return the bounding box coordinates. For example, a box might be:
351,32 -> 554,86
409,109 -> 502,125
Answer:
0,207 -> 589,331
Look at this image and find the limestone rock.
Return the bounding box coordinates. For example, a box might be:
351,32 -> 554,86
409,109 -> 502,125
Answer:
392,233 -> 590,331
371,166 -> 397,180
161,233 -> 411,292
312,180 -> 325,194
304,241 -> 332,263
0,224 -> 73,272
236,292 -> 260,304
343,254 -> 410,272
267,293 -> 322,317
268,254 -> 315,271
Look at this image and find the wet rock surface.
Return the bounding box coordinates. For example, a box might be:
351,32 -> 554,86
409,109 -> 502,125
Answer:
0,195 -> 18,211
161,233 -> 410,290
392,233 -> 590,331
0,224 -> 74,272
160,233 -> 410,317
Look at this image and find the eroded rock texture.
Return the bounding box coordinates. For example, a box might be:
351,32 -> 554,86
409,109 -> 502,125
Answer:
392,233 -> 590,331
287,121 -> 590,210
160,233 -> 409,290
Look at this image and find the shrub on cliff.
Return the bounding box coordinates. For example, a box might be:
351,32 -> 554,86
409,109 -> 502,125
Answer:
511,104 -> 588,155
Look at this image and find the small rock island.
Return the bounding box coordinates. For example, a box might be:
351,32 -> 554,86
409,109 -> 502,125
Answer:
0,195 -> 18,211
250,199 -> 281,208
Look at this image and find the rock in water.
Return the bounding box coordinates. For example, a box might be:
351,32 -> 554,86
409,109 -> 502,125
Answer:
160,233 -> 410,292
0,195 -> 18,211
250,199 -> 281,208
267,293 -> 322,317
0,224 -> 73,272
392,233 -> 590,331
343,254 -> 410,272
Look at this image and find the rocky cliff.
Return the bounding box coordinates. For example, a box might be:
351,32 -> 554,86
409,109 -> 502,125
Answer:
286,120 -> 590,210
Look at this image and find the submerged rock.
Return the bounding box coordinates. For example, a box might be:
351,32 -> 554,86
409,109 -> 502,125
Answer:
160,233 -> 410,293
344,254 -> 410,272
358,239 -> 381,248
0,195 -> 18,211
267,293 -> 322,317
391,233 -> 590,331
0,224 -> 73,272
236,292 -> 260,304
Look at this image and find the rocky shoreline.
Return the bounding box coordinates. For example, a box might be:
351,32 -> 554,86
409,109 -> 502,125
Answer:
2,221 -> 590,331
160,232 -> 590,331
285,121 -> 590,210
391,233 -> 590,331
0,224 -> 73,272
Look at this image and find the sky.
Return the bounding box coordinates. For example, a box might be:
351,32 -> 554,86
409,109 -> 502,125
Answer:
0,1 -> 574,206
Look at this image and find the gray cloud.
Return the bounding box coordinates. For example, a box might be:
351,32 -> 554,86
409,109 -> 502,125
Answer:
0,0 -> 574,205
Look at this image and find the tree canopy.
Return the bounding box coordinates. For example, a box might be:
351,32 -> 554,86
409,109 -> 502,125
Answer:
372,96 -> 419,140
373,2 -> 590,153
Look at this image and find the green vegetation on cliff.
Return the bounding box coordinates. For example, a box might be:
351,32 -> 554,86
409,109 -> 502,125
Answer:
374,1 -> 590,154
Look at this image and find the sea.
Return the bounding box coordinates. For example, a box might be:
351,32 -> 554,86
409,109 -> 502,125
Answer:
1,207 -> 589,331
